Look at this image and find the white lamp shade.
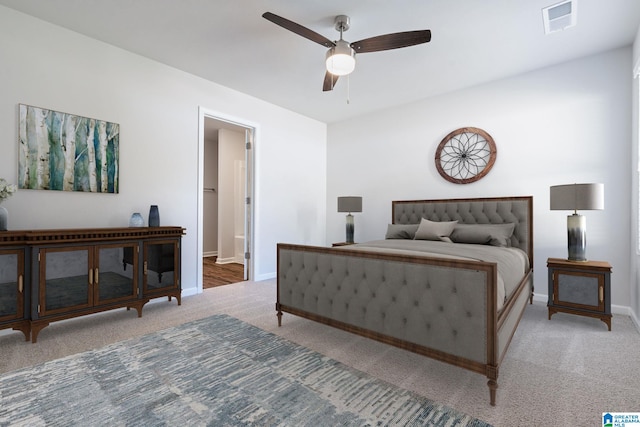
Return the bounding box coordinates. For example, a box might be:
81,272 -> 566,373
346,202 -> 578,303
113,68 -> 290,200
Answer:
550,183 -> 604,211
326,41 -> 355,76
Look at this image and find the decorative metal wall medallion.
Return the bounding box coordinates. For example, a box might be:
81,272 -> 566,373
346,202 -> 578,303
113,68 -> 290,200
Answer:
435,127 -> 497,184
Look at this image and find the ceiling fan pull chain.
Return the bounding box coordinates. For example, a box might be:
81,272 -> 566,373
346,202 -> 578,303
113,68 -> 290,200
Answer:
346,75 -> 350,104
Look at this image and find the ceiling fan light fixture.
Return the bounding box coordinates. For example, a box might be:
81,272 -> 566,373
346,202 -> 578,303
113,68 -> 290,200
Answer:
326,40 -> 355,76
262,12 -> 431,91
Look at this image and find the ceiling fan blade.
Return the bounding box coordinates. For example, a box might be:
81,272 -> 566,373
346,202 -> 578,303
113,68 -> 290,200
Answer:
262,12 -> 335,48
323,72 -> 339,92
351,30 -> 431,53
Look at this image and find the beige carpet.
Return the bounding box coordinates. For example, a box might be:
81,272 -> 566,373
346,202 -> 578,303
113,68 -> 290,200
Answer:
1,279 -> 638,427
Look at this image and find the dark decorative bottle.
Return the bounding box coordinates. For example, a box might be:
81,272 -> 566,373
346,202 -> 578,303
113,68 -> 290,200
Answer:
148,205 -> 160,227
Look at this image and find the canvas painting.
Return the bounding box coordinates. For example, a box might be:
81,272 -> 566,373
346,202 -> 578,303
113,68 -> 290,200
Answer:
18,104 -> 119,193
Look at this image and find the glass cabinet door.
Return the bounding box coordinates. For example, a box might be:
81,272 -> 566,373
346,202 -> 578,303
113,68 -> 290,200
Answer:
39,246 -> 93,316
0,249 -> 24,322
553,269 -> 604,311
143,240 -> 178,294
95,243 -> 138,305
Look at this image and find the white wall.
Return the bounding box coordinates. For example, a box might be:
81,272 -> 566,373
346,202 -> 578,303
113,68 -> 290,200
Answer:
0,6 -> 327,293
631,26 -> 640,326
327,47 -> 634,314
3,5 -> 634,316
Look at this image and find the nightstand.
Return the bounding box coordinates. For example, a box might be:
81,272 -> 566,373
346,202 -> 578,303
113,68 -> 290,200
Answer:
547,258 -> 612,331
332,242 -> 356,247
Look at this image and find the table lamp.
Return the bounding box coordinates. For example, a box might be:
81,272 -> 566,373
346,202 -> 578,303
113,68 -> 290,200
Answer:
337,196 -> 362,244
550,183 -> 604,261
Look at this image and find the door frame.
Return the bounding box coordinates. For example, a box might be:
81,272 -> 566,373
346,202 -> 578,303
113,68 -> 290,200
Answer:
197,107 -> 256,292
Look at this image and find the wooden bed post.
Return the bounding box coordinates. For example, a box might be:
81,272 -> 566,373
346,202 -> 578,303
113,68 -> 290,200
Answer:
485,260 -> 499,406
487,379 -> 498,406
276,246 -> 283,327
275,302 -> 282,327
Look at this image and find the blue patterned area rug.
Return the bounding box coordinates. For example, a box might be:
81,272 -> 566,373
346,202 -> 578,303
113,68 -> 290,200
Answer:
0,314 -> 491,426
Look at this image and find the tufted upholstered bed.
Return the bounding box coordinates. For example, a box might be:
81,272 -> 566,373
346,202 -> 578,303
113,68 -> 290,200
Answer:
276,196 -> 533,405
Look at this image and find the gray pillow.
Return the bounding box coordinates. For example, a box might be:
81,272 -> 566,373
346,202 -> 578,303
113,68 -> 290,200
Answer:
450,223 -> 516,247
385,223 -> 419,239
413,218 -> 458,241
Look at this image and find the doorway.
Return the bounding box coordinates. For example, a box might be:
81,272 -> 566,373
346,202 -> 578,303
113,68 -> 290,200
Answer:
198,108 -> 255,291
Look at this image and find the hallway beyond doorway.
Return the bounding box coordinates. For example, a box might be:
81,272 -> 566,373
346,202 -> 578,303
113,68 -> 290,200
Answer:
203,257 -> 244,288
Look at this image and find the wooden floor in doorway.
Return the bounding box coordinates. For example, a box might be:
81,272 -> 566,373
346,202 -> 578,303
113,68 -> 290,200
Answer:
203,256 -> 245,289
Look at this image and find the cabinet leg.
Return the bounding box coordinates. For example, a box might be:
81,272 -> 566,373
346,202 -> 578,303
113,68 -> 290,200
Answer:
127,300 -> 147,317
167,293 -> 181,305
31,321 -> 50,344
12,321 -> 31,342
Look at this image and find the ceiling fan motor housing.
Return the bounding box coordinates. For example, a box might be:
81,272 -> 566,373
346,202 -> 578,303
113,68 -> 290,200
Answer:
334,15 -> 350,32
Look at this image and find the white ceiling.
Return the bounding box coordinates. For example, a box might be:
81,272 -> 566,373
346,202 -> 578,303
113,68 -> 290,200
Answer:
1,0 -> 639,124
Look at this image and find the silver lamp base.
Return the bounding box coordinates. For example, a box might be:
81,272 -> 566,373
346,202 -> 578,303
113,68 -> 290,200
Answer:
567,213 -> 587,261
345,213 -> 354,243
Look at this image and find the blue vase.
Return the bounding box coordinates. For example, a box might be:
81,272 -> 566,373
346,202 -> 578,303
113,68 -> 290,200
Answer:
148,205 -> 160,227
0,206 -> 7,231
129,212 -> 144,227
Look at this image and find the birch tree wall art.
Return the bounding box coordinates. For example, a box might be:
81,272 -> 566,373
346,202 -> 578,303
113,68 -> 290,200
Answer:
18,104 -> 119,193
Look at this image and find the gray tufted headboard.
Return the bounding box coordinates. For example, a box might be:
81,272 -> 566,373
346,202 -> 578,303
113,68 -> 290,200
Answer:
392,196 -> 533,266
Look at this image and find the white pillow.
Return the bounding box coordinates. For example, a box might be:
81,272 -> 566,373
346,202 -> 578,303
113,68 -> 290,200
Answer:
413,218 -> 458,241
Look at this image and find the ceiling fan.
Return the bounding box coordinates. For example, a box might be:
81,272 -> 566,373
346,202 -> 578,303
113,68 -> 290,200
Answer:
262,12 -> 431,92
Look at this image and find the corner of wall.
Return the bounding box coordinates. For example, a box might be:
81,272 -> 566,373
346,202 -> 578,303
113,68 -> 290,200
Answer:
633,24 -> 640,73
632,25 -> 640,323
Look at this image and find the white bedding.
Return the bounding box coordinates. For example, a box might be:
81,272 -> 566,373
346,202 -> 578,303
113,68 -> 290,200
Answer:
338,239 -> 530,311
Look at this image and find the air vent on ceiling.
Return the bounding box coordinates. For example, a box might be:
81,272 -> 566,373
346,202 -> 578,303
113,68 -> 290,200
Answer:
542,0 -> 577,34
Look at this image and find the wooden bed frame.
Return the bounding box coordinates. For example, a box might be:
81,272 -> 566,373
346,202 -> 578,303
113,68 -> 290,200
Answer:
276,196 -> 533,405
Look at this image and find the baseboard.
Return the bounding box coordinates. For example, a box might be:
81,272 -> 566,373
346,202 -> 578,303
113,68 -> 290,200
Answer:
631,311 -> 640,332
181,287 -> 199,297
203,251 -> 217,258
531,293 -> 547,305
215,257 -> 237,264
255,272 -> 276,281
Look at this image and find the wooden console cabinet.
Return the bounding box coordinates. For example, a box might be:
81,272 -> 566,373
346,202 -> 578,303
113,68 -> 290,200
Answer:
547,257 -> 612,331
0,227 -> 185,342
0,248 -> 30,341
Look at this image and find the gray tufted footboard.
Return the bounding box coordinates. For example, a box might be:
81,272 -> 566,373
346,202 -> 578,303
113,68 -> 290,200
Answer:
276,196 -> 534,406
277,243 -> 532,406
